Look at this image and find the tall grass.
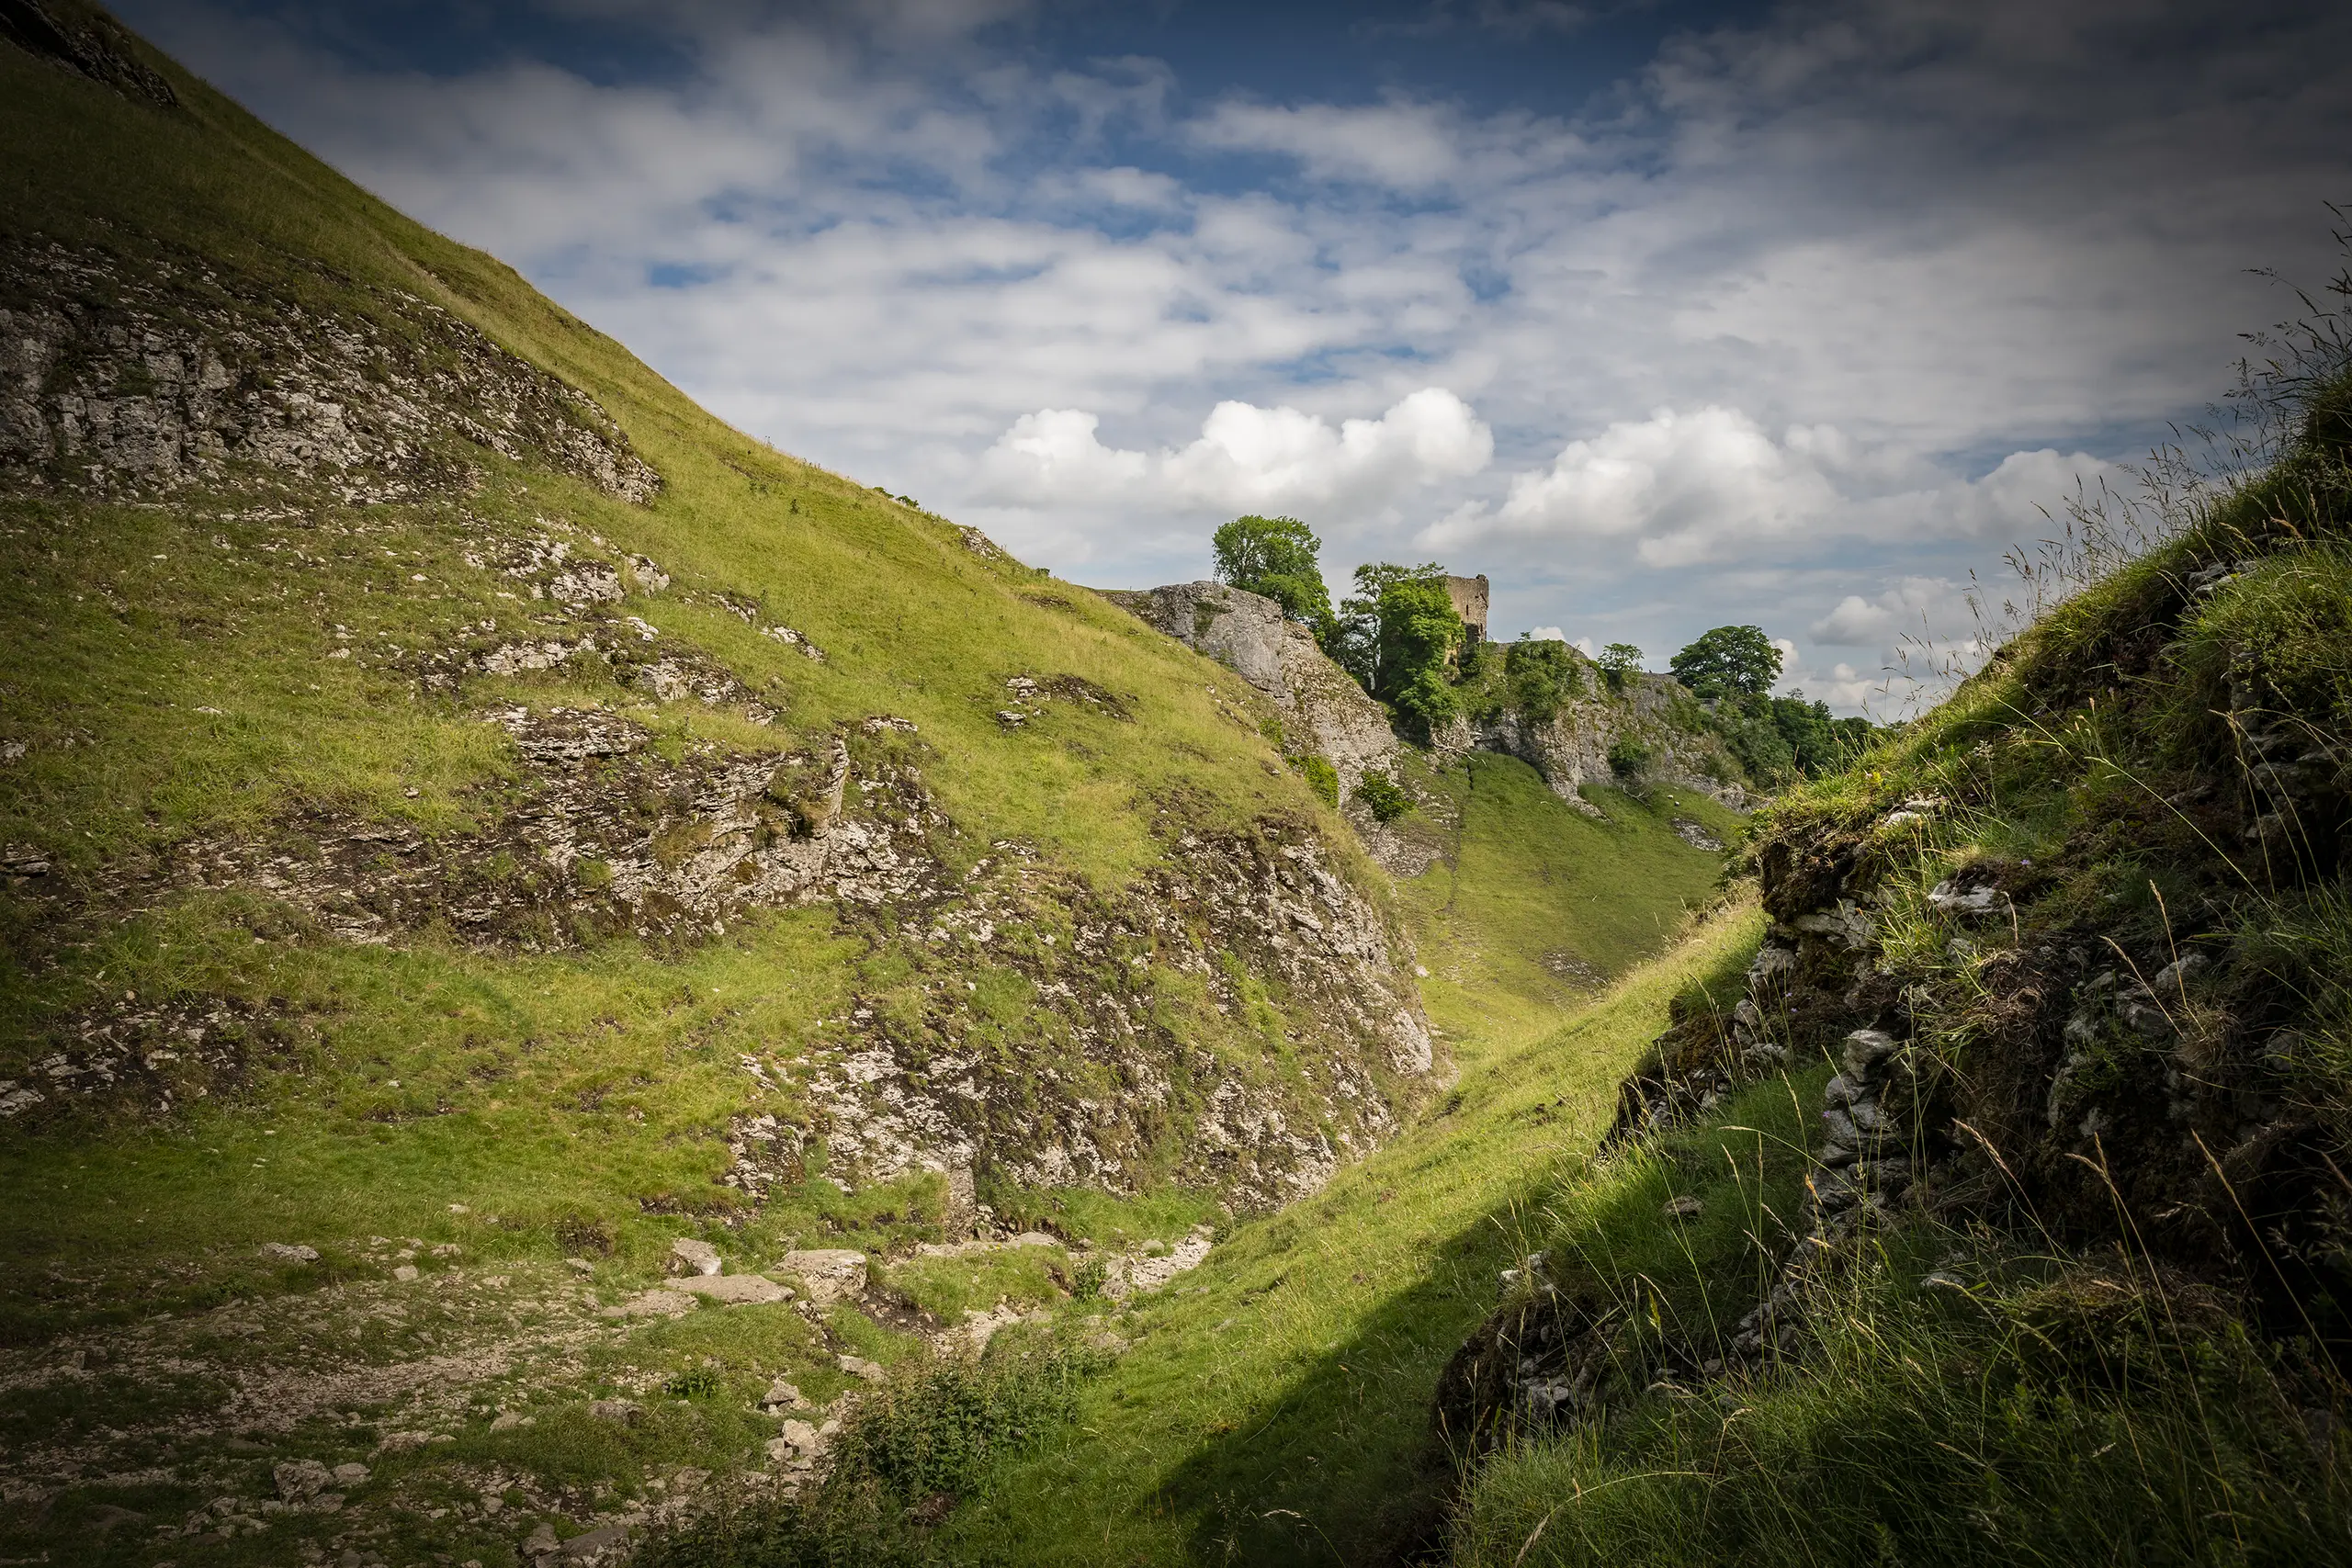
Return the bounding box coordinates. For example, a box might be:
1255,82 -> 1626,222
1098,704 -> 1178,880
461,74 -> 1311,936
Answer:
1454,1206 -> 2352,1567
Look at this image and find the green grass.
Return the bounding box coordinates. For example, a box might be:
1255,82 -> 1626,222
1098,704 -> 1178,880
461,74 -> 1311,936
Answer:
1405,751 -> 1746,1044
1451,1222 -> 2352,1568
0,4 -> 1391,1326
0,21 -> 1761,1568
927,904 -> 1766,1566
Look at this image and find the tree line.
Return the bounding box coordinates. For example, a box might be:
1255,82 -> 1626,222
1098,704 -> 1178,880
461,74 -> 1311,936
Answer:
1209,513 -> 1872,783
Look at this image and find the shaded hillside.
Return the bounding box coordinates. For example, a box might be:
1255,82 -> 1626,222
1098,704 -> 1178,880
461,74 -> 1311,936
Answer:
1441,256 -> 2352,1565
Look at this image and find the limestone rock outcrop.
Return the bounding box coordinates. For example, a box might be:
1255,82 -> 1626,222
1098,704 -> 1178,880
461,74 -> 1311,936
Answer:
1100,581 -> 1402,795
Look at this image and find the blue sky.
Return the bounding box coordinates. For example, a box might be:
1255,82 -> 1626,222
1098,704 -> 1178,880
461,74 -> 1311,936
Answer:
119,0 -> 2352,712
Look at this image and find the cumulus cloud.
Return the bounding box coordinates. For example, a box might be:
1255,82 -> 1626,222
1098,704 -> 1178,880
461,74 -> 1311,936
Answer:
1428,406 -> 2120,572
1425,406 -> 1840,567
976,388 -> 1493,515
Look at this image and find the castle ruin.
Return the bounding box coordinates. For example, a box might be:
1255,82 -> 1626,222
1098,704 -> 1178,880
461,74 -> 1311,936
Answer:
1444,573 -> 1489,649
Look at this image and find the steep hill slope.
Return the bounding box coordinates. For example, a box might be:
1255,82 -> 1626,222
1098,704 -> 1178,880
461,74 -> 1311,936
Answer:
0,10 -> 1754,1568
0,4 -> 1436,1223
0,7 -> 1450,1562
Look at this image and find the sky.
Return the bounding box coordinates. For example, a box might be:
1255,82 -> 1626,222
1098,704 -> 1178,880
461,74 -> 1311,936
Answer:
117,0 -> 2352,713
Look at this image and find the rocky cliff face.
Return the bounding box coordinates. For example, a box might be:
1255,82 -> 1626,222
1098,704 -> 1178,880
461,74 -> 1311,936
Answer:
1103,582 -> 1748,839
1101,581 -> 1403,794
1435,496 -> 2352,1449
0,241 -> 660,503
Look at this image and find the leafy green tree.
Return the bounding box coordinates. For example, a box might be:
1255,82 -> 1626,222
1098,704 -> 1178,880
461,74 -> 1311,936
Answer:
1704,689 -> 1876,785
1212,515 -> 1333,635
1325,562 -> 1467,736
1670,625 -> 1782,699
1330,562 -> 1439,688
1597,642 -> 1644,692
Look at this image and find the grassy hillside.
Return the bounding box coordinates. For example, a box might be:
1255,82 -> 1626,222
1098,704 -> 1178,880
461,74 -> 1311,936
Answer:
0,3 -> 1405,1281
1439,270 -> 2352,1564
0,12 -> 1745,1568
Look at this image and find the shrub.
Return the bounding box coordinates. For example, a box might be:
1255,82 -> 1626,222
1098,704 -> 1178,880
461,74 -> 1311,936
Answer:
1213,515 -> 1334,634
635,1343 -> 1108,1568
1669,624 -> 1782,698
1296,754 -> 1340,808
663,1365 -> 722,1400
1607,738 -> 1652,782
1354,772 -> 1412,822
1598,642 -> 1644,693
1506,637 -> 1587,718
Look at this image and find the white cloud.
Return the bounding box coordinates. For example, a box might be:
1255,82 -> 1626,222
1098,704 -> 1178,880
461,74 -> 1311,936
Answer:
1191,99 -> 1463,190
1525,625 -> 1566,642
976,388 -> 1493,516
1426,406 -> 1841,567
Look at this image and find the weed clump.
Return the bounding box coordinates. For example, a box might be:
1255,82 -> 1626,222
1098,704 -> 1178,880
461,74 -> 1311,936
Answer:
636,1342 -> 1108,1566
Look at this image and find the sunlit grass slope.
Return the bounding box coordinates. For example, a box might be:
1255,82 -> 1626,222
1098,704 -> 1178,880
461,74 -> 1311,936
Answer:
0,6 -> 1388,1318
1404,754 -> 1747,1045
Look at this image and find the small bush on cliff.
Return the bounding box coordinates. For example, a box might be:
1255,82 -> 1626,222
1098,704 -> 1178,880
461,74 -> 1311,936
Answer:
1597,642 -> 1644,692
1506,637 -> 1588,717
1355,771 -> 1412,821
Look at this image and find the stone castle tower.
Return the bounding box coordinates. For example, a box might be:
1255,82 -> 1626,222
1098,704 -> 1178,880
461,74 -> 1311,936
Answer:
1444,574 -> 1489,648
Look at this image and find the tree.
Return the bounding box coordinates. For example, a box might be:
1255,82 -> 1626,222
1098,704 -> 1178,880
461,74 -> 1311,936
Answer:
1670,625 -> 1781,700
1597,642 -> 1644,692
1212,515 -> 1333,635
1327,562 -> 1465,736
1331,562 -> 1441,691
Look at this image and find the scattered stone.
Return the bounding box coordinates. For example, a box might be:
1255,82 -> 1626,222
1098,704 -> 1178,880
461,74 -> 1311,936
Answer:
670,1237 -> 723,1276
558,1521 -> 630,1562
760,1379 -> 808,1410
273,1460 -> 333,1500
260,1243 -> 320,1264
490,1411 -> 527,1430
1663,1196 -> 1703,1221
776,1248 -> 867,1303
589,1399 -> 642,1426
603,1290 -> 695,1319
1927,880 -> 2002,917
836,1355 -> 885,1381
1669,818 -> 1724,852
676,1274 -> 792,1304
392,1264 -> 419,1282
1107,1225 -> 1216,1298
